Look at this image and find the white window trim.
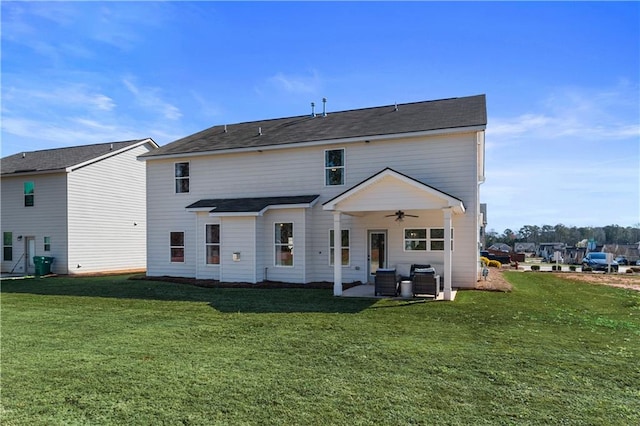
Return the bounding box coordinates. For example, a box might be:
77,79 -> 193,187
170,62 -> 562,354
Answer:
429,227 -> 454,252
170,231 -> 185,263
204,224 -> 220,266
329,228 -> 350,267
403,227 -> 454,252
174,161 -> 190,194
324,148 -> 345,187
24,181 -> 35,207
3,232 -> 13,261
274,222 -> 294,268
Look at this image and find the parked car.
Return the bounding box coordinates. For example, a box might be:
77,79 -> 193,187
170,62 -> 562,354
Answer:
614,256 -> 629,265
582,253 -> 619,272
480,250 -> 511,265
545,254 -> 563,263
636,259 -> 640,266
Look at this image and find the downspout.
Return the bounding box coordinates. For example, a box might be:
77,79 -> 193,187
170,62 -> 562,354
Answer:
333,211 -> 343,296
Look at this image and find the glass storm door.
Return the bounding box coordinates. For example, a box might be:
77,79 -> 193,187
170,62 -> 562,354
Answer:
368,230 -> 387,282
26,237 -> 36,275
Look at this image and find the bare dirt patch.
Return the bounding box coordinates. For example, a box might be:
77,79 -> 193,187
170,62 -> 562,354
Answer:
475,269 -> 640,292
475,268 -> 513,292
553,272 -> 640,291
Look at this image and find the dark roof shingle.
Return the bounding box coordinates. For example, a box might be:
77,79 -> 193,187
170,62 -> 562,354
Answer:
1,140 -> 148,175
186,195 -> 320,213
142,94 -> 486,158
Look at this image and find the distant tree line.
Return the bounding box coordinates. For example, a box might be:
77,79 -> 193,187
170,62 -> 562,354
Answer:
486,224 -> 640,248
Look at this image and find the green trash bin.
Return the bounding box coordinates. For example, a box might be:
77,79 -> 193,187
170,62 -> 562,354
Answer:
33,256 -> 54,276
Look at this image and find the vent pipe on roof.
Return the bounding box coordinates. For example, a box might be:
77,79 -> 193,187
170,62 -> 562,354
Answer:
322,97 -> 327,117
22,152 -> 26,158
258,126 -> 262,136
310,102 -> 316,117
224,124 -> 228,133
394,102 -> 398,111
110,143 -> 113,150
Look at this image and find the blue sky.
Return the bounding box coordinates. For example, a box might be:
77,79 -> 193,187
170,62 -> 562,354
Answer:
2,1 -> 639,233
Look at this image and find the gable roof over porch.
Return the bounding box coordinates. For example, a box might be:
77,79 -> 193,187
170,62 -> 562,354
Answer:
322,168 -> 465,214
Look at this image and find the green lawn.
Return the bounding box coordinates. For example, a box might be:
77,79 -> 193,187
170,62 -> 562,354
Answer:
2,273 -> 639,425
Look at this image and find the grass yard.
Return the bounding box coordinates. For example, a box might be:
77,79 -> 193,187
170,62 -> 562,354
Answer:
1,273 -> 639,425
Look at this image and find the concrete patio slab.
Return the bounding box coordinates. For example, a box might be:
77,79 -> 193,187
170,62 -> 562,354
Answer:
341,283 -> 457,301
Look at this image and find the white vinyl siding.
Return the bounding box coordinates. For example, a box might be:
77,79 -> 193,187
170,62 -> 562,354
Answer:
0,173 -> 69,275
67,143 -> 151,274
145,131 -> 481,287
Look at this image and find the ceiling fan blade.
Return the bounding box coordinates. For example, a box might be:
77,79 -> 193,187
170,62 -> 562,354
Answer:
406,214 -> 419,218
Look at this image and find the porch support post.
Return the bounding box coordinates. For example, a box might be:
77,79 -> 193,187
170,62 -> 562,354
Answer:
333,211 -> 343,296
443,208 -> 453,301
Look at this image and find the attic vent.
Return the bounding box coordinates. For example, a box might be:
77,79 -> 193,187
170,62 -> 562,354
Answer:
322,97 -> 327,117
310,102 -> 316,117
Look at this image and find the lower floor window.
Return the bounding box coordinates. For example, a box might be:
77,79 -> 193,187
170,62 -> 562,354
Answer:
170,231 -> 184,262
404,228 -> 453,251
44,236 -> 51,252
429,228 -> 454,251
329,229 -> 350,266
3,232 -> 12,261
205,224 -> 220,265
275,223 -> 293,266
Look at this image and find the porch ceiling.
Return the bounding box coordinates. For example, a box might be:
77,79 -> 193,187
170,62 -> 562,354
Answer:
322,168 -> 465,214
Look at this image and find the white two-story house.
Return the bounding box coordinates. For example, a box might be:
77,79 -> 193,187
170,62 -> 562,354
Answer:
1,139 -> 158,276
140,95 -> 487,298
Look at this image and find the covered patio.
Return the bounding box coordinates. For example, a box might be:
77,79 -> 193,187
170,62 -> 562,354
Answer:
323,168 -> 466,300
341,282 -> 458,300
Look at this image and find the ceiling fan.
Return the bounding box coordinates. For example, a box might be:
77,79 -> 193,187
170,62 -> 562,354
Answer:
385,210 -> 419,222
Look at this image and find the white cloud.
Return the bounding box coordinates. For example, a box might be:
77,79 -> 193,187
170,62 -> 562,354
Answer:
482,84 -> 639,231
488,84 -> 640,144
268,70 -> 321,94
2,84 -> 115,112
123,78 -> 182,120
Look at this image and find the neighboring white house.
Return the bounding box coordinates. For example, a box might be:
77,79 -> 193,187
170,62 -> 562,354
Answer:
1,139 -> 159,276
140,95 -> 487,298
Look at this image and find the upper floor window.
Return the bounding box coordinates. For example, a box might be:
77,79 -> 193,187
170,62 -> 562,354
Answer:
404,228 -> 454,251
24,182 -> 34,207
44,236 -> 51,252
325,149 -> 344,186
3,232 -> 12,261
329,229 -> 350,266
170,231 -> 185,262
275,223 -> 294,267
175,162 -> 190,193
205,224 -> 220,265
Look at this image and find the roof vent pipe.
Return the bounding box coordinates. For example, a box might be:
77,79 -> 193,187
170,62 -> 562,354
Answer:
322,97 -> 327,117
110,143 -> 113,150
311,102 -> 316,117
224,124 -> 227,133
258,126 -> 262,136
22,152 -> 26,158
394,102 -> 398,111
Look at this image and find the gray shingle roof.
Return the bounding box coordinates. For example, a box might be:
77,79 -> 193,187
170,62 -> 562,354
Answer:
186,195 -> 320,213
141,94 -> 486,158
1,140 -> 149,175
